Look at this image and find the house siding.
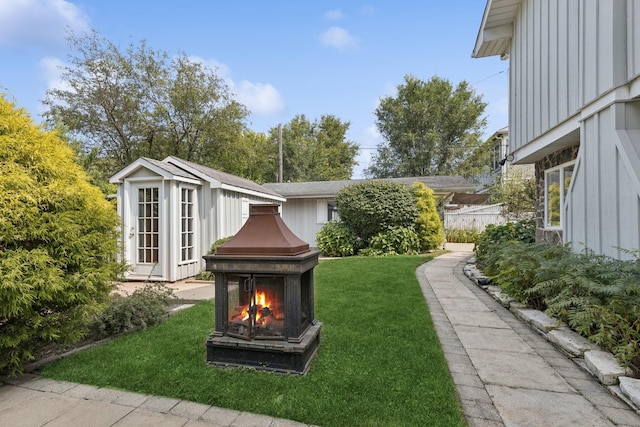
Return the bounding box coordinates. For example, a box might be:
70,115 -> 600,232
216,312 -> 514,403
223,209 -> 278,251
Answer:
510,0 -> 630,154
279,198 -> 325,248
496,0 -> 640,259
218,190 -> 277,240
565,101 -> 640,258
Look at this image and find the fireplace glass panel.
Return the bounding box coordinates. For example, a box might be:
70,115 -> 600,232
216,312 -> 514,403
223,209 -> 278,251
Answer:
226,274 -> 285,340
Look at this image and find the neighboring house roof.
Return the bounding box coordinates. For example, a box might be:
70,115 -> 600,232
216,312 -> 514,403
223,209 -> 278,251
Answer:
450,192 -> 492,205
472,0 -> 520,58
263,176 -> 476,199
165,157 -> 285,201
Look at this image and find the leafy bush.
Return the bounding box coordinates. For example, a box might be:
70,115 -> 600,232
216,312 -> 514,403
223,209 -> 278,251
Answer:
484,241 -> 571,310
445,228 -> 481,244
209,235 -> 234,254
412,182 -> 443,250
335,181 -> 418,243
474,219 -> 535,267
360,226 -> 421,256
316,221 -> 356,257
0,96 -> 122,376
90,283 -> 174,338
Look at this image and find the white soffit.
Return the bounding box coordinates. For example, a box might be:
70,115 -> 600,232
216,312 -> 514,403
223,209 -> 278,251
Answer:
472,0 -> 520,58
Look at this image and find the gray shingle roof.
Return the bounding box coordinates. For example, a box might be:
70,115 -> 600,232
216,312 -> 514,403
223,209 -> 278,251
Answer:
263,176 -> 476,198
166,157 -> 283,198
142,157 -> 200,181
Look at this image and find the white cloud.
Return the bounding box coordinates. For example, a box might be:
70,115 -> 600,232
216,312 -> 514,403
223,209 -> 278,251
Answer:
188,55 -> 284,116
320,27 -> 358,51
235,81 -> 285,116
39,56 -> 68,91
0,0 -> 90,49
324,9 -> 343,20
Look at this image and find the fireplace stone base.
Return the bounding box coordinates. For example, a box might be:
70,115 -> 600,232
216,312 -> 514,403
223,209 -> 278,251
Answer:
206,321 -> 322,375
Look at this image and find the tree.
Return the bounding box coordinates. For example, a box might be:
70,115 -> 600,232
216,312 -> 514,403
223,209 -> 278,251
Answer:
224,130 -> 278,184
490,170 -> 537,221
366,75 -> 487,178
0,95 -> 122,375
43,30 -> 249,177
269,114 -> 359,182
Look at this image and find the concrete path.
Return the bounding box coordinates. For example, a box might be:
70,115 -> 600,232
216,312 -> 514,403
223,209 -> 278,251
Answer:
418,246 -> 640,427
0,374 -> 314,427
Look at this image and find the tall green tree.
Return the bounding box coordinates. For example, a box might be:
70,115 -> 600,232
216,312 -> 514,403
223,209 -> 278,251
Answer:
0,95 -> 122,375
269,114 -> 359,182
43,30 -> 248,176
366,75 -> 487,178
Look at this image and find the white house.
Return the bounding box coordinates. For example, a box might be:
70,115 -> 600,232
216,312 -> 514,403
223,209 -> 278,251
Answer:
473,0 -> 640,258
263,176 -> 476,247
109,156 -> 284,282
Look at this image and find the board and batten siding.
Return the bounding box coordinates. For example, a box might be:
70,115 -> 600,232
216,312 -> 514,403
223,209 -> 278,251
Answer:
509,0 -> 630,154
217,189 -> 277,240
565,102 -> 640,259
279,198 -> 324,248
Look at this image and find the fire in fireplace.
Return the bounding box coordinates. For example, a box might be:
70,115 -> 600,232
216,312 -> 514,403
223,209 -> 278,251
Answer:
203,204 -> 322,374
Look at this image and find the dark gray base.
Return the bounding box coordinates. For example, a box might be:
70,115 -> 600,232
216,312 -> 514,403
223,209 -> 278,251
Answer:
206,322 -> 322,375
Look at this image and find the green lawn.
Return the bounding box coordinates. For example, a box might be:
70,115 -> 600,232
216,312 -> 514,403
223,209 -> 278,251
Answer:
42,255 -> 464,427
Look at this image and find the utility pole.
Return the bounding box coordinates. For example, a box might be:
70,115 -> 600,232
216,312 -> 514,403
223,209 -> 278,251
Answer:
278,124 -> 283,183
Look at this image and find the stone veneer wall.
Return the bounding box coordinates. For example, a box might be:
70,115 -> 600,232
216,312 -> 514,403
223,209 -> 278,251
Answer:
534,141 -> 580,245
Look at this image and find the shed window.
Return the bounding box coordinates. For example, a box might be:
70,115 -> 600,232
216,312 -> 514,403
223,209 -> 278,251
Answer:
545,162 -> 574,229
181,188 -> 195,262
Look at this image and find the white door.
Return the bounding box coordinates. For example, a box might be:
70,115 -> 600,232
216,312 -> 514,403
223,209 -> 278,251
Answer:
132,184 -> 162,278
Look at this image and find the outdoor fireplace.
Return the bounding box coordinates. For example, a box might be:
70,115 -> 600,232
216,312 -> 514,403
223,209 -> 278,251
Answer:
203,204 -> 322,374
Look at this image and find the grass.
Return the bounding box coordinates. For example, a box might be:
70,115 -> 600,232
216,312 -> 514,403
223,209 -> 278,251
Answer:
41,255 -> 464,427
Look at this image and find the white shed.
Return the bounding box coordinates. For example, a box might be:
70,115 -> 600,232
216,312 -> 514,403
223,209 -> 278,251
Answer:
109,156 -> 284,282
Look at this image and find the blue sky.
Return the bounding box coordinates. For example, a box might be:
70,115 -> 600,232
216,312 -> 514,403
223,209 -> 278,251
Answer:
0,0 -> 506,178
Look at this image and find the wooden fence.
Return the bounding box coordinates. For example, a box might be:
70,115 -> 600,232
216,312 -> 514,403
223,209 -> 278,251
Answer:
443,203 -> 506,232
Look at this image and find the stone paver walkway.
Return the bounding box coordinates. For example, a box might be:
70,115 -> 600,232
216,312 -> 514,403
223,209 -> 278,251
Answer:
418,248 -> 640,426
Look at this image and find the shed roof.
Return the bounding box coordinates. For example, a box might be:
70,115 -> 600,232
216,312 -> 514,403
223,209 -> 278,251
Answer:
166,157 -> 283,199
263,176 -> 476,199
472,0 -> 520,58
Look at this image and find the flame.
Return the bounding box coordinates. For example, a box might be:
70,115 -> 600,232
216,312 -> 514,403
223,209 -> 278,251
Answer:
239,291 -> 273,323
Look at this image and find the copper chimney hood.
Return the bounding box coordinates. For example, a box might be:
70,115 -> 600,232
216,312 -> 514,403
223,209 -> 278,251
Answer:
203,204 -> 322,374
215,204 -> 309,256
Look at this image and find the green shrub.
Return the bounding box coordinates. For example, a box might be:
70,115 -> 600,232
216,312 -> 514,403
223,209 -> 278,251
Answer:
412,182 -> 443,250
474,219 -> 535,266
360,226 -> 421,256
485,241 -> 571,310
530,250 -> 640,369
445,228 -> 481,244
90,283 -> 174,338
316,221 -> 356,257
209,235 -> 234,254
0,96 -> 122,376
335,181 -> 417,243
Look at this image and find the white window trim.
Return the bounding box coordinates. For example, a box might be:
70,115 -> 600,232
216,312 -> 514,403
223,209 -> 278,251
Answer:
179,185 -> 197,264
544,161 -> 575,230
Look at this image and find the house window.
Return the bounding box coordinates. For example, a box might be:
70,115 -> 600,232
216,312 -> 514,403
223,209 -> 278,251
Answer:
328,202 -> 339,222
138,187 -> 159,263
181,188 -> 195,262
545,162 -> 574,228
317,200 -> 339,223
